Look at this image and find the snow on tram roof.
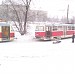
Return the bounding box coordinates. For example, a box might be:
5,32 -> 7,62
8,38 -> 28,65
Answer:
45,23 -> 75,26
33,22 -> 75,27
0,22 -> 10,26
54,23 -> 75,26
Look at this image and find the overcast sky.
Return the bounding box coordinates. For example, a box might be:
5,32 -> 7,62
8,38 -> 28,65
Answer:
0,0 -> 2,3
0,0 -> 75,18
30,0 -> 75,18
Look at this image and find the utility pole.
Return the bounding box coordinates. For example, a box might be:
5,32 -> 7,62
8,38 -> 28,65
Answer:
67,4 -> 69,23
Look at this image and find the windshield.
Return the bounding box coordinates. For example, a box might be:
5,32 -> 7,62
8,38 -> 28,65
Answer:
35,26 -> 44,31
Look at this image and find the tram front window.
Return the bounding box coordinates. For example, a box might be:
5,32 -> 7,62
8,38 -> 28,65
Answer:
2,26 -> 10,40
35,26 -> 44,31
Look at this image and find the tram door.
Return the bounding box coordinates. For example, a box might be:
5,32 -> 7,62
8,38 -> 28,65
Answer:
2,26 -> 10,41
46,26 -> 52,38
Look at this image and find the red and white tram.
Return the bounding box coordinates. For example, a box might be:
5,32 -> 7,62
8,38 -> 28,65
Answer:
0,22 -> 14,42
35,23 -> 75,40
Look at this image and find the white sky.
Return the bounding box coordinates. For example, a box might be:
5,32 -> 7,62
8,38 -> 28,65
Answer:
0,0 -> 75,18
30,0 -> 75,18
0,0 -> 2,3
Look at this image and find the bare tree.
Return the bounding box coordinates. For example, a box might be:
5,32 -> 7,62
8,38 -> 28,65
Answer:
4,0 -> 31,35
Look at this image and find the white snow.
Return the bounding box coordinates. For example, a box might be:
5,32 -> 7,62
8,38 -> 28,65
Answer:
0,28 -> 75,75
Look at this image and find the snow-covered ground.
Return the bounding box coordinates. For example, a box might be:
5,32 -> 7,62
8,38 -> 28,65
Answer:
0,28 -> 75,75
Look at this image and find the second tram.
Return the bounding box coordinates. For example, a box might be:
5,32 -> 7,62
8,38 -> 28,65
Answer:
35,23 -> 75,40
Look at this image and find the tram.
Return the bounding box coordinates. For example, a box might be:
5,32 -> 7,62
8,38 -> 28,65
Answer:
35,23 -> 75,40
0,22 -> 14,42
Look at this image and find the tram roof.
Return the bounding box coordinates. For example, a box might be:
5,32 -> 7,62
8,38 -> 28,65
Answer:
0,22 -> 10,26
45,23 -> 75,26
35,23 -> 75,26
54,23 -> 74,26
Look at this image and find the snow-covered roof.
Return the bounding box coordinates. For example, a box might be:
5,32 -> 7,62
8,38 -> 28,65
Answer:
0,22 -> 10,26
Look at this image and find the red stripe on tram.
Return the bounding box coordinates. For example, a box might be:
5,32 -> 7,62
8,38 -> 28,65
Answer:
10,33 -> 14,37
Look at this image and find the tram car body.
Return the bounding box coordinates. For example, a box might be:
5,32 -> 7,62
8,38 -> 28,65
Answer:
0,22 -> 14,42
35,23 -> 75,40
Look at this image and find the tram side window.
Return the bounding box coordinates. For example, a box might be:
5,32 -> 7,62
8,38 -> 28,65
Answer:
52,26 -> 57,31
35,26 -> 39,31
68,26 -> 71,30
39,26 -> 44,31
35,26 -> 44,31
58,26 -> 63,30
72,26 -> 75,30
46,27 -> 48,31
